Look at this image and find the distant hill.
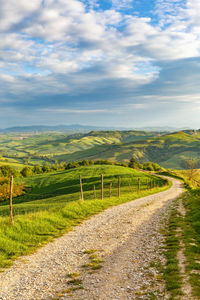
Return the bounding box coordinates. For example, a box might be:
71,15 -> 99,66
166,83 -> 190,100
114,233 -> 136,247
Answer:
0,124 -> 189,133
0,124 -> 110,133
0,124 -> 133,133
0,129 -> 199,169
134,126 -> 191,132
52,130 -> 200,169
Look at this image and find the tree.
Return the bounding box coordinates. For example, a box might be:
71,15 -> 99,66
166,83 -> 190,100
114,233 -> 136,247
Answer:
0,165 -> 19,177
42,164 -> 51,173
128,157 -> 138,169
33,165 -> 42,174
21,167 -> 33,177
59,162 -> 67,169
65,161 -> 80,169
142,162 -> 163,171
81,160 -> 90,166
51,164 -> 59,171
184,158 -> 198,181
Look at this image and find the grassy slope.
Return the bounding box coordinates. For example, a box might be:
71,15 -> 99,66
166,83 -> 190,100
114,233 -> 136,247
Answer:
53,131 -> 200,169
173,169 -> 200,188
161,170 -> 200,298
0,131 -> 159,169
163,199 -> 183,298
1,130 -> 200,169
0,165 -> 168,269
182,189 -> 200,297
0,157 -> 27,170
163,190 -> 200,299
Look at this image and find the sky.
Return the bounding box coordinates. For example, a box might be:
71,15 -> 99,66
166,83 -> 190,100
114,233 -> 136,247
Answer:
0,0 -> 200,129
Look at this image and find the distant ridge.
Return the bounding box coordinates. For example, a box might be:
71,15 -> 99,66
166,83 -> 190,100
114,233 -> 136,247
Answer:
0,124 -> 191,133
134,126 -> 191,132
0,124 -> 119,133
0,127 -> 199,170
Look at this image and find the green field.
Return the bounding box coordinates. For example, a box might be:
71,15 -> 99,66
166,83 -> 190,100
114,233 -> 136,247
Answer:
0,131 -> 159,168
0,165 -> 168,269
163,176 -> 200,298
52,131 -> 200,170
0,129 -> 200,170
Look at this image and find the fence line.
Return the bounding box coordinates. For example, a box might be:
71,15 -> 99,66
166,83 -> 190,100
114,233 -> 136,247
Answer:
1,174 -> 167,220
101,174 -> 104,200
80,175 -> 84,201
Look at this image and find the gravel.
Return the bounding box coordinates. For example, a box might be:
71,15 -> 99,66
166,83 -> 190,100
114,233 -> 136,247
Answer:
0,177 -> 183,300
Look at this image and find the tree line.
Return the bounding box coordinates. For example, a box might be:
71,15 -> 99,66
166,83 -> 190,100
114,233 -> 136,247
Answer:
19,158 -> 164,177
0,159 -> 164,202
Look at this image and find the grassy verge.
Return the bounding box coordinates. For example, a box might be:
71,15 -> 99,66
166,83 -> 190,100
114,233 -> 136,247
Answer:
163,200 -> 183,299
182,189 -> 200,297
162,186 -> 200,299
0,165 -> 169,270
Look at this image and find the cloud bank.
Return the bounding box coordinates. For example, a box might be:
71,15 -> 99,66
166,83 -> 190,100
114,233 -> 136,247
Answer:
0,0 -> 200,127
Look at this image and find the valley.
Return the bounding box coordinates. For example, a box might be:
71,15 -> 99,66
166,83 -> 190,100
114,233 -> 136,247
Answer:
0,129 -> 200,299
0,129 -> 200,170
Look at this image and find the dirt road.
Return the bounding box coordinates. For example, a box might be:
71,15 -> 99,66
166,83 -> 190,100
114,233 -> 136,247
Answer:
0,177 -> 183,300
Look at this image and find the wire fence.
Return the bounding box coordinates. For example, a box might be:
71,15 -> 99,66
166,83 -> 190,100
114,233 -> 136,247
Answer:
0,174 -> 168,220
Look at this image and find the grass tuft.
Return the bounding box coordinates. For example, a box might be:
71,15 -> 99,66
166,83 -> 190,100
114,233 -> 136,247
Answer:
66,272 -> 80,279
68,279 -> 82,286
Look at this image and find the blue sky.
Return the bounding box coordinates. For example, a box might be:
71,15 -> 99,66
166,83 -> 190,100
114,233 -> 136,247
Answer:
0,0 -> 200,128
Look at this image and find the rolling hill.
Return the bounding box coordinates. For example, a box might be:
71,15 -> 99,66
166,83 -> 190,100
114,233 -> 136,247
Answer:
0,130 -> 159,167
0,130 -> 200,169
53,130 -> 200,169
0,164 -> 167,268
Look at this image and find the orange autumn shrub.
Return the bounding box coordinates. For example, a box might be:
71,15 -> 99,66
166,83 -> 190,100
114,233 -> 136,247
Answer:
0,177 -> 24,201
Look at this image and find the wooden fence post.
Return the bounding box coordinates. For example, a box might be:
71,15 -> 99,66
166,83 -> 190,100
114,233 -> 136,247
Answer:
146,179 -> 148,190
118,176 -> 120,198
80,175 -> 84,201
10,176 -> 14,225
109,181 -> 112,198
128,180 -> 133,193
94,185 -> 96,199
101,174 -> 103,200
150,178 -> 153,189
137,178 -> 140,193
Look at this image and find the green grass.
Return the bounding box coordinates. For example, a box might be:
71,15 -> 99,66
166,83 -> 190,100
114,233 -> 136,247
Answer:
0,157 -> 27,170
182,190 -> 200,297
0,165 -> 166,215
67,273 -> 80,279
163,201 -> 183,299
1,130 -> 200,169
162,176 -> 200,299
0,130 -> 157,168
53,130 -> 200,169
173,169 -> 200,189
0,165 -> 169,269
82,248 -> 104,271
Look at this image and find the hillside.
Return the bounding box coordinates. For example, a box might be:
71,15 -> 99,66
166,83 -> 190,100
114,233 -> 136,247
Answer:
0,124 -> 120,133
0,165 -> 166,268
0,130 -> 158,168
0,125 -> 186,133
0,176 -> 179,300
53,130 -> 200,169
0,130 -> 200,169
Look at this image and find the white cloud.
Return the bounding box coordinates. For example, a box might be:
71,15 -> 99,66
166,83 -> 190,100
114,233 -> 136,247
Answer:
111,0 -> 133,10
0,0 -> 200,102
0,0 -> 41,32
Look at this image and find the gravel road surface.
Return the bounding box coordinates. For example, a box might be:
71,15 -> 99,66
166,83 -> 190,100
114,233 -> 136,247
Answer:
0,177 -> 183,300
